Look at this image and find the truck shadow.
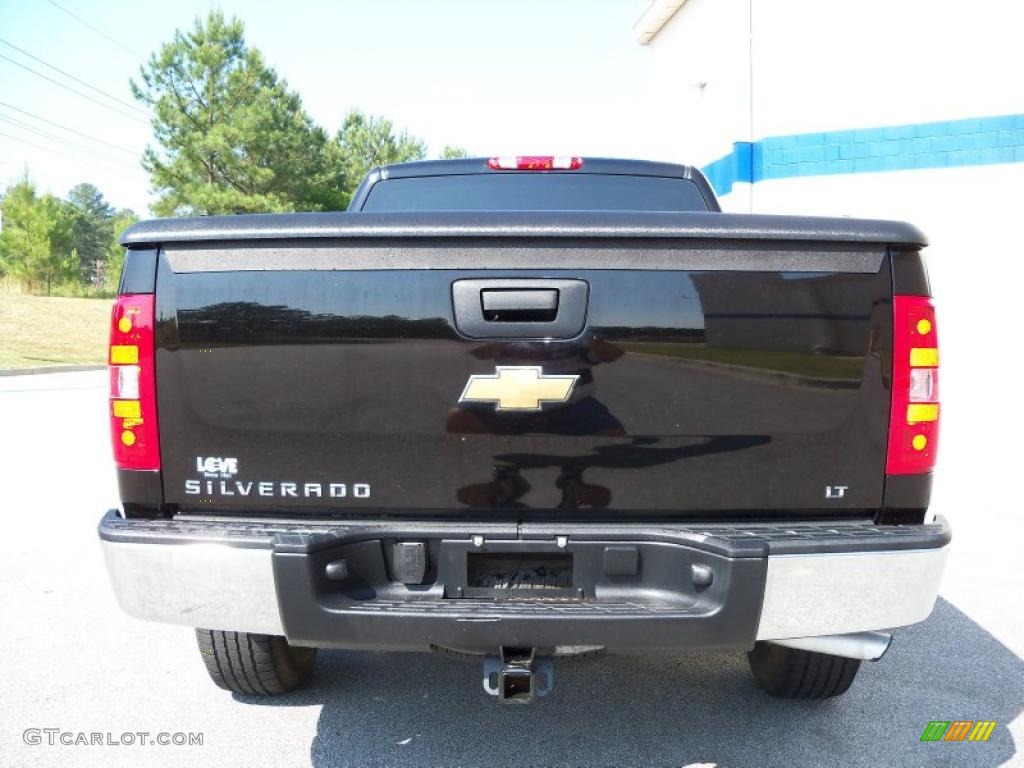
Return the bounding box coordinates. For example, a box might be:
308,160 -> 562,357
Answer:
238,598 -> 1021,767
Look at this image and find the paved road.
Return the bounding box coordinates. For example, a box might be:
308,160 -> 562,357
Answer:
1,370 -> 1021,767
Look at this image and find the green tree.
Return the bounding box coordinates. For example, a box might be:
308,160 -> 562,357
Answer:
0,176 -> 76,295
335,110 -> 427,191
65,182 -> 114,282
131,11 -> 338,215
440,145 -> 469,159
104,209 -> 139,291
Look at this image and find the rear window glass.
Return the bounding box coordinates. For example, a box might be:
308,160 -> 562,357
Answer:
360,173 -> 710,212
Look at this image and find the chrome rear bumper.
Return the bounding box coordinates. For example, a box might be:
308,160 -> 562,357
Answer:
99,511 -> 949,649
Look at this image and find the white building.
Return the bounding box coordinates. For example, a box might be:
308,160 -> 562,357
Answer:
634,0 -> 1023,221
634,0 -> 1024,632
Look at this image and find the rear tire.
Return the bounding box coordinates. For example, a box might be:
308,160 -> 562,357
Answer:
747,641 -> 860,699
196,629 -> 317,695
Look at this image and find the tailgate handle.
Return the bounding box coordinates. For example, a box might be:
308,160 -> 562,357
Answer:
481,289 -> 558,322
452,279 -> 588,339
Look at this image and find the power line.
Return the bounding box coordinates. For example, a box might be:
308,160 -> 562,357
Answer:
0,38 -> 146,116
0,53 -> 148,125
0,101 -> 139,157
0,129 -> 142,174
45,0 -> 145,61
0,114 -> 137,170
0,113 -> 97,156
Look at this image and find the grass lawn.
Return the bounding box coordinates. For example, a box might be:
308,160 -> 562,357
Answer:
0,292 -> 111,368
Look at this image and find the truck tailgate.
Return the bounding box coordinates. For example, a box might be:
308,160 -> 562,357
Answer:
149,215 -> 900,517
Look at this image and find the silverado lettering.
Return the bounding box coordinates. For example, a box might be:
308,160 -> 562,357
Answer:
183,480 -> 370,498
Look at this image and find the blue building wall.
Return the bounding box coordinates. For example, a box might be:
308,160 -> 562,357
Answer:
702,114 -> 1024,196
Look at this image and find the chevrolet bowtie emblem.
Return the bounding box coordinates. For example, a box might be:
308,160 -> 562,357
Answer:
459,366 -> 579,411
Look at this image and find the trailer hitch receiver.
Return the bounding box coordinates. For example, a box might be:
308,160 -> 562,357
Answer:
482,647 -> 553,703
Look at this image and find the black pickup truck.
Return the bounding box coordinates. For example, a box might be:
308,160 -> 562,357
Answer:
99,157 -> 948,703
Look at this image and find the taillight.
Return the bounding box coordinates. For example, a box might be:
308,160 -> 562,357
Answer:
886,295 -> 939,474
109,294 -> 160,470
487,156 -> 583,171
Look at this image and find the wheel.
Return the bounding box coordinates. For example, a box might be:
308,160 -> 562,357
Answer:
196,629 -> 317,695
747,641 -> 861,699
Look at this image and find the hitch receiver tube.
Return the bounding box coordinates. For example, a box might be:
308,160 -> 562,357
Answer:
482,648 -> 554,703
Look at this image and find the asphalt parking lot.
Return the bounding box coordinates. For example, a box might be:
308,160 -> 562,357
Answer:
1,370 -> 1021,768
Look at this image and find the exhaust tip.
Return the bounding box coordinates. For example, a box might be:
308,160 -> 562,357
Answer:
770,630 -> 893,661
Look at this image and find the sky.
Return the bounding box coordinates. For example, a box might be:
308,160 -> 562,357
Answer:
0,0 -> 652,216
